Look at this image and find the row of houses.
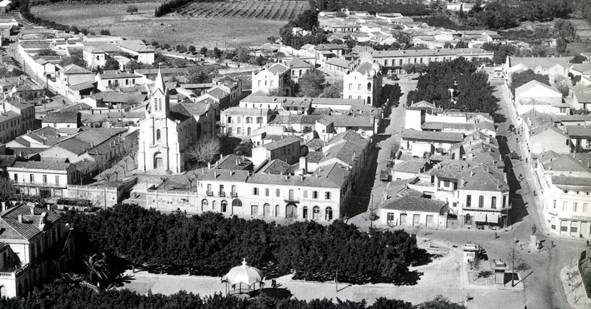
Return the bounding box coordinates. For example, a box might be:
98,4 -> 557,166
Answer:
377,102 -> 510,230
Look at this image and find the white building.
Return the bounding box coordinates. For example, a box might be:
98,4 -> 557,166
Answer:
251,63 -> 290,95
535,151 -> 591,239
137,70 -> 210,174
514,80 -> 568,115
379,195 -> 448,228
342,61 -> 382,106
0,203 -> 73,297
8,160 -> 76,198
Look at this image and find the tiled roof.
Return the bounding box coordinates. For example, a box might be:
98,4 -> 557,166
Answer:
393,159 -> 428,173
539,151 -> 591,173
206,86 -> 230,99
381,196 -> 447,213
0,204 -> 62,241
401,129 -> 464,143
215,154 -> 252,171
42,111 -> 78,124
552,176 -> 591,192
566,125 -> 591,138
288,57 -> 313,69
263,136 -> 301,151
266,63 -> 289,75
260,159 -> 292,175
188,168 -> 250,182
12,160 -> 71,170
100,71 -> 141,79
63,64 -> 92,75
179,102 -> 209,116
373,48 -> 490,58
508,56 -> 571,70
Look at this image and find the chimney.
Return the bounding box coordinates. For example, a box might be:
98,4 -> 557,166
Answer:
207,162 -> 211,169
17,214 -> 23,223
299,156 -> 307,174
0,201 -> 5,212
30,206 -> 35,215
46,204 -> 51,211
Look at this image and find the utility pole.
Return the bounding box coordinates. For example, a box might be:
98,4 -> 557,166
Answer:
511,238 -> 515,287
334,269 -> 338,293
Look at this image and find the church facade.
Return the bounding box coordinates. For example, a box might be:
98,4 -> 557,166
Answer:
138,70 -> 211,174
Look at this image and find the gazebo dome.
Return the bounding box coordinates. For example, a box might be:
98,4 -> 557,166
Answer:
222,259 -> 263,287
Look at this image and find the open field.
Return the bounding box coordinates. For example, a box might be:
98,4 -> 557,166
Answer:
31,2 -> 289,47
178,0 -> 308,20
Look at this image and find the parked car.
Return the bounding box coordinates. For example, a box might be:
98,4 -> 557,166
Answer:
380,170 -> 391,182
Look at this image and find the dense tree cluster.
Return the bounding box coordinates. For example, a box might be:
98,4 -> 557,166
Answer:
311,0 -> 429,16
461,0 -> 573,30
581,249 -> 591,299
0,281 -> 467,309
155,0 -> 220,17
575,0 -> 591,26
65,204 -> 430,285
407,58 -> 498,114
279,10 -> 328,49
510,70 -> 550,94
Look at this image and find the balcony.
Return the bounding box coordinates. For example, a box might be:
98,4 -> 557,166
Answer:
284,196 -> 299,203
206,191 -> 214,197
231,192 -> 238,198
218,191 -> 226,197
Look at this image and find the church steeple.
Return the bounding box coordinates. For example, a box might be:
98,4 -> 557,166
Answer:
149,67 -> 169,118
153,67 -> 166,95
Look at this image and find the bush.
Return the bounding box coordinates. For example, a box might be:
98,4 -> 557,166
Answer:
65,204 -> 431,285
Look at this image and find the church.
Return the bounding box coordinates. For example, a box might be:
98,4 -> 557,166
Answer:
138,70 -> 214,174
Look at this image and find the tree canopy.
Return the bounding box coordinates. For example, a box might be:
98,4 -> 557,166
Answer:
510,70 -> 550,94
65,204 -> 431,285
407,58 -> 498,114
297,69 -> 325,97
0,282 -> 466,309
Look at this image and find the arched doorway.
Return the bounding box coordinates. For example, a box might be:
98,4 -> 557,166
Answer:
211,200 -> 216,211
263,203 -> 270,217
312,206 -> 320,220
251,204 -> 258,216
201,199 -> 208,212
153,152 -> 164,170
325,207 -> 333,221
221,200 -> 228,213
285,204 -> 297,219
275,205 -> 280,217
303,206 -> 308,219
232,199 -> 242,214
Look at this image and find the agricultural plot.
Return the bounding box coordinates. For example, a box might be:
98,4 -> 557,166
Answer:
32,2 -> 290,48
178,0 -> 308,20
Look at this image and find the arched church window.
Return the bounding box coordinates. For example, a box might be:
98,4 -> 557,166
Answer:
156,129 -> 161,141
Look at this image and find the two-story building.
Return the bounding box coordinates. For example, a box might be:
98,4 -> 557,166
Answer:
342,61 -> 382,106
535,151 -> 591,239
251,63 -> 290,95
7,160 -> 76,197
0,203 -> 73,297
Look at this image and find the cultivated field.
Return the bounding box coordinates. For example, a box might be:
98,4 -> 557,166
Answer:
178,0 -> 308,20
31,1 -> 297,48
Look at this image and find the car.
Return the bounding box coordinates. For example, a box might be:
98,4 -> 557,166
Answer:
380,170 -> 391,182
509,152 -> 521,160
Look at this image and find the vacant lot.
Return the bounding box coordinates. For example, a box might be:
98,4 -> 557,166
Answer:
178,0 -> 308,20
32,2 -> 290,47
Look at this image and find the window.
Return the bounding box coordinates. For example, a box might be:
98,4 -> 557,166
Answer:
303,206 -> 308,219
562,201 -> 567,211
553,200 -> 557,209
265,188 -> 269,196
466,195 -> 471,207
42,175 -> 47,184
312,191 -> 318,199
502,195 -> 507,208
348,83 -> 352,90
29,174 -> 34,183
276,189 -> 280,197
357,84 -> 361,91
478,195 -> 484,208
231,185 -> 236,194
573,202 -> 578,213
253,187 -> 259,195
156,129 -> 161,141
325,192 -> 331,200
491,196 -> 497,209
246,117 -> 252,124
387,212 -> 394,222
13,174 -> 17,182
